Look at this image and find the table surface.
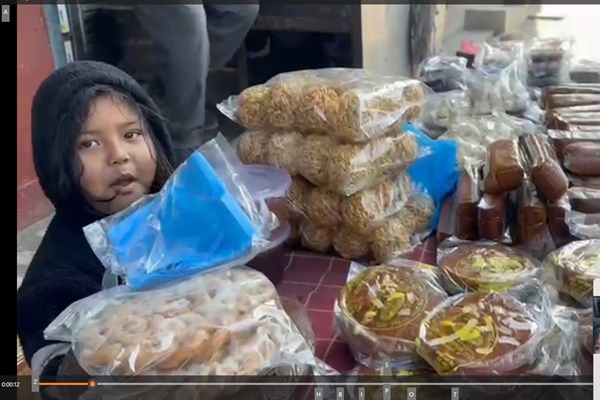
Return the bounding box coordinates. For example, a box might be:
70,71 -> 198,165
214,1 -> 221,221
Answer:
276,237 -> 437,373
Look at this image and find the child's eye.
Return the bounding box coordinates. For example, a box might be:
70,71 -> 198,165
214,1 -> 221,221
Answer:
124,131 -> 142,140
80,140 -> 99,149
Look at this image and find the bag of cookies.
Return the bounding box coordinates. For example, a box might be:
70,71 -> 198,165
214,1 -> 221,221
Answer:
218,68 -> 427,143
335,260 -> 448,368
543,239 -> 600,308
417,55 -> 469,93
441,113 -> 523,175
297,123 -> 433,196
514,179 -> 553,258
44,267 -> 335,383
421,90 -> 470,129
416,291 -> 548,375
371,194 -> 435,263
84,135 -> 274,291
565,211 -> 600,240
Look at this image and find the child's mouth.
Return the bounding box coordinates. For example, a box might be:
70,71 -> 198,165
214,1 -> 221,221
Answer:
112,175 -> 137,194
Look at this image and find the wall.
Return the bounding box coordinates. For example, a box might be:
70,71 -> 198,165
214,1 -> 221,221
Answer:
17,4 -> 55,231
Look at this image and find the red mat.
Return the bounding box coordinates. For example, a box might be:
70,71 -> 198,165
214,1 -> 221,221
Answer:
276,237 -> 437,373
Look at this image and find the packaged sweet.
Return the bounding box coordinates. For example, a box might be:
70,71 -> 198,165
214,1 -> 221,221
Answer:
421,90 -> 470,129
547,194 -> 573,248
332,227 -> 370,260
218,68 -> 427,143
287,176 -> 310,220
515,180 -> 551,258
477,194 -> 508,242
416,292 -> 546,375
436,196 -> 455,243
44,267 -> 334,385
417,55 -> 469,92
266,131 -> 303,175
546,129 -> 600,160
335,261 -> 448,368
371,195 -> 434,263
466,61 -> 529,115
340,172 -> 414,235
568,186 -> 600,214
543,239 -> 600,307
565,211 -> 600,240
519,133 -> 568,202
299,219 -> 332,253
280,297 -> 316,353
481,139 -> 524,194
83,136 -> 273,290
563,141 -> 600,176
437,242 -> 541,297
544,94 -> 600,109
237,130 -> 270,164
297,134 -> 335,187
547,112 -> 600,131
570,58 -> 600,84
323,124 -> 432,196
454,168 -> 481,241
303,185 -> 342,229
567,172 -> 600,190
441,114 -> 522,173
542,84 -> 600,99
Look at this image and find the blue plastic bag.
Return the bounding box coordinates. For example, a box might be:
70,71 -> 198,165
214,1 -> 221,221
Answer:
84,146 -> 269,291
405,123 -> 458,229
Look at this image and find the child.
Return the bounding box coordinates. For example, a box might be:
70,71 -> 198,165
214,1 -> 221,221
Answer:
17,61 -> 175,378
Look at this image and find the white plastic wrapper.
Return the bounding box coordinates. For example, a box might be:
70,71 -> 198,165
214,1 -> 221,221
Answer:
84,135 -> 275,290
565,211 -> 600,239
44,267 -> 337,399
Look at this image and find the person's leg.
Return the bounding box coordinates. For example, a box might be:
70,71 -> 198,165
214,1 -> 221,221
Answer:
203,4 -> 260,69
132,5 -> 209,164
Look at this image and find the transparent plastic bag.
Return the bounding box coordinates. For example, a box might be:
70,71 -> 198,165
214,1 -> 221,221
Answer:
217,68 -> 428,143
303,185 -> 342,229
417,55 -> 469,92
454,167 -> 481,241
519,133 -> 569,202
466,60 -> 529,115
286,176 -> 311,220
563,141 -> 600,176
43,267 -> 336,383
436,195 -> 456,243
237,130 -> 271,165
441,113 -> 523,177
334,260 -> 448,368
565,211 -> 600,240
568,186 -> 600,214
547,129 -> 600,161
477,194 -> 509,242
569,58 -> 600,84
481,139 -> 524,194
280,297 -> 316,353
371,194 -> 435,263
332,227 -> 370,260
436,241 -> 542,298
421,90 -> 470,129
527,37 -> 572,88
297,123 -> 433,196
340,172 -> 415,235
514,179 -> 554,259
83,135 -> 274,290
415,291 -> 548,375
299,219 -> 332,253
531,305 -> 591,376
543,239 -> 600,308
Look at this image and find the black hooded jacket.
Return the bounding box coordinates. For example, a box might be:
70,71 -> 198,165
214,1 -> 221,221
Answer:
17,61 -> 174,375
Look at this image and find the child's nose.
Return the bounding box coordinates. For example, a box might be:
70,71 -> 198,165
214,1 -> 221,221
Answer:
108,143 -> 130,165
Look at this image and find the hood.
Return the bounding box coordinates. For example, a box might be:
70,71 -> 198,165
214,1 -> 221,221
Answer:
30,61 -> 174,227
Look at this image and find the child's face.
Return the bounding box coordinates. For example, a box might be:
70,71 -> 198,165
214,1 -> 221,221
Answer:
77,95 -> 157,214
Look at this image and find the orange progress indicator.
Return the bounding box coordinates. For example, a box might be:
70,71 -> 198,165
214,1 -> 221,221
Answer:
39,380 -> 96,388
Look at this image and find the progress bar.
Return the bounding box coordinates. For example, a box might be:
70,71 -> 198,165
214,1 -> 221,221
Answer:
36,381 -> 592,387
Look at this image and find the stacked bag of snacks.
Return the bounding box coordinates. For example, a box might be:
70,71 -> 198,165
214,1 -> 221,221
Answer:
542,84 -> 600,242
41,136 -> 336,399
527,37 -> 572,88
219,68 -> 458,263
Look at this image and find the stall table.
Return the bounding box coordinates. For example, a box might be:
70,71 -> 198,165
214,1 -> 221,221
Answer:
277,237 -> 437,372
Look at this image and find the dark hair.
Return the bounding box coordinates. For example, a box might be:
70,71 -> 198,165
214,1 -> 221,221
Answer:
53,85 -> 173,216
